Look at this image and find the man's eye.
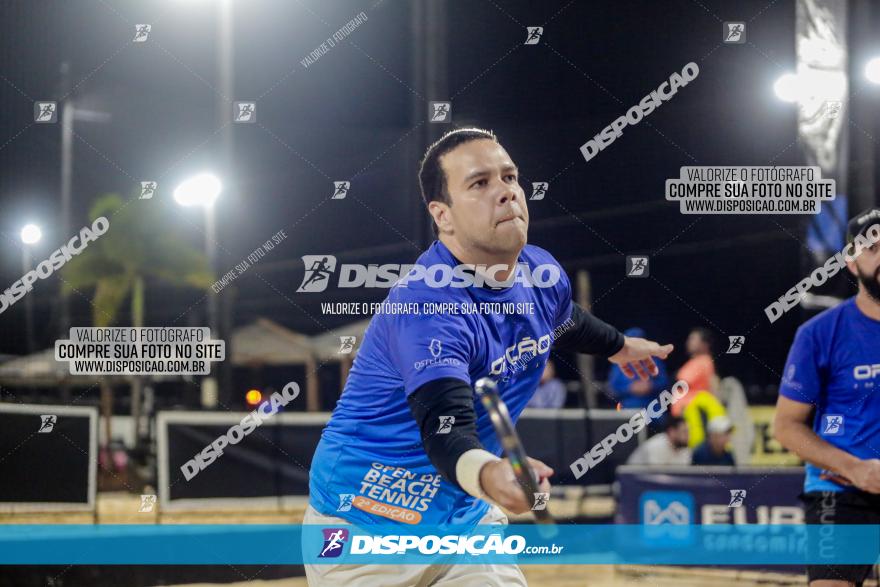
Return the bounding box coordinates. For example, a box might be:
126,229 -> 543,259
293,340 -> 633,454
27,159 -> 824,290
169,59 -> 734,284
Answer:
505,175 -> 518,182
472,179 -> 487,188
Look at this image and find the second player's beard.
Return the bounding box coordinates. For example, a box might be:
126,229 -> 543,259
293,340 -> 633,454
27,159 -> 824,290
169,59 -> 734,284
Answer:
857,265 -> 880,305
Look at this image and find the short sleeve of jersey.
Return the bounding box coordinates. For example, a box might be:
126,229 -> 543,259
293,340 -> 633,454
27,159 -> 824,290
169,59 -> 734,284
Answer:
389,311 -> 475,396
524,245 -> 572,328
526,246 -> 572,328
554,268 -> 574,328
778,324 -> 825,405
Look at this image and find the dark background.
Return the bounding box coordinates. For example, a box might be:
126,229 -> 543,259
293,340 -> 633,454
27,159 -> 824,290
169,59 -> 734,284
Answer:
0,0 -> 878,402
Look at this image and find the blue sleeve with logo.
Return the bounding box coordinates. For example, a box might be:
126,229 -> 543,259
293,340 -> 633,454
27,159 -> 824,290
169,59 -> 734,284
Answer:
389,311 -> 475,396
778,324 -> 826,405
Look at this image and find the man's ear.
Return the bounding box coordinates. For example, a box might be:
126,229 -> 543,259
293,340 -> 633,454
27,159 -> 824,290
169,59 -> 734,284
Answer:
428,200 -> 452,234
845,257 -> 858,278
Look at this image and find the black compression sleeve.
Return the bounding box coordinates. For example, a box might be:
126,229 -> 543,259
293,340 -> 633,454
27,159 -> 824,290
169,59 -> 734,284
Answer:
406,377 -> 484,489
553,303 -> 626,356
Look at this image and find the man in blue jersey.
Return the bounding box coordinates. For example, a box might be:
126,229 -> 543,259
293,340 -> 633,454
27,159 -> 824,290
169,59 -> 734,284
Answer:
774,208 -> 880,587
305,128 -> 673,586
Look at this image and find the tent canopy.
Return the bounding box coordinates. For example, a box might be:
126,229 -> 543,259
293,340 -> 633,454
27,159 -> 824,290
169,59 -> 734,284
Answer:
0,318 -> 372,388
0,348 -> 144,387
231,318 -> 314,366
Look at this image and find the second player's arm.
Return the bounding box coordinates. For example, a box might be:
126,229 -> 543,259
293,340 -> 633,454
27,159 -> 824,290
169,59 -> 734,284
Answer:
774,395 -> 880,493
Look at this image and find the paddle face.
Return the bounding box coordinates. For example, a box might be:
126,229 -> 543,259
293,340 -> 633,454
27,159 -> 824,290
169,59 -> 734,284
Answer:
474,377 -> 554,524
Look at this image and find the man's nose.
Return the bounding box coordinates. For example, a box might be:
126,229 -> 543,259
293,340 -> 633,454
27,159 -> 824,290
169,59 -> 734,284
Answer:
497,181 -> 518,205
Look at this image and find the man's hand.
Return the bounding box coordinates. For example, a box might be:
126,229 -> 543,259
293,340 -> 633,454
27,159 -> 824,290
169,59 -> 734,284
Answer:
479,457 -> 552,514
609,336 -> 674,380
844,459 -> 880,494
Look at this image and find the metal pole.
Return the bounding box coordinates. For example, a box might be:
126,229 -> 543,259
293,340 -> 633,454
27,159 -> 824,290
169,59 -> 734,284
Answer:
60,67 -> 73,338
576,270 -> 595,409
215,0 -> 234,408
202,205 -> 220,409
205,206 -> 218,339
59,62 -> 73,402
22,248 -> 35,353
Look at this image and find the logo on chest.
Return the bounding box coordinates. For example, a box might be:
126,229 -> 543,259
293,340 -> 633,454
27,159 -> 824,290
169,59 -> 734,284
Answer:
489,334 -> 552,376
854,364 -> 880,380
854,364 -> 880,389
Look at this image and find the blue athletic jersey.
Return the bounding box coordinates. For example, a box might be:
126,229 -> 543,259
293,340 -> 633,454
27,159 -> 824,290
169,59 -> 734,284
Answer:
778,297 -> 880,493
309,240 -> 573,527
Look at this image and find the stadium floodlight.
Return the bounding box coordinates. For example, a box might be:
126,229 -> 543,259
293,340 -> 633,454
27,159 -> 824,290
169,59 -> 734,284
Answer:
866,56 -> 880,85
20,224 -> 42,245
774,70 -> 846,104
173,173 -> 222,208
773,73 -> 801,103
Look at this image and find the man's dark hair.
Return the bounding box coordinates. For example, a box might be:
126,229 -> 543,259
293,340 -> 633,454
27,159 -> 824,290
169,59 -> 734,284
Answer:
664,415 -> 686,433
690,326 -> 714,350
418,127 -> 497,208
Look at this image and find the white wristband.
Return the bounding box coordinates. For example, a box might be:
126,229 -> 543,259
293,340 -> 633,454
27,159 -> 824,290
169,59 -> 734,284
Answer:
456,449 -> 501,502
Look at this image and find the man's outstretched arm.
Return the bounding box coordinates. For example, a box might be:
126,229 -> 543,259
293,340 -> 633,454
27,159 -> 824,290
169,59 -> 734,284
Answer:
554,303 -> 673,379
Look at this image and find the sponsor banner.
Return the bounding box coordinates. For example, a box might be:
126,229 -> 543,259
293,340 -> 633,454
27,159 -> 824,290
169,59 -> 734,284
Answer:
1,524 -> 879,565
748,406 -> 801,465
617,466 -> 805,526
797,0 -> 849,261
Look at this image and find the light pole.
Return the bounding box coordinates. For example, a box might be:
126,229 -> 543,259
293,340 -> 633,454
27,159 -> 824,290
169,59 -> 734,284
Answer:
174,173 -> 222,408
57,61 -> 112,401
20,224 -> 42,353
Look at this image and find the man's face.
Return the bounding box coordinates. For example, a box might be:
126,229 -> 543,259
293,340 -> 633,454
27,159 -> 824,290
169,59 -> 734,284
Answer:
668,422 -> 689,448
709,431 -> 731,453
685,332 -> 705,356
431,139 -> 529,258
848,229 -> 880,303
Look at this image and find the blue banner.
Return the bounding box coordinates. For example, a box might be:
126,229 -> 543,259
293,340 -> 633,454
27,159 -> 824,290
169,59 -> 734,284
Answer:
1,524 -> 878,565
616,466 -> 805,524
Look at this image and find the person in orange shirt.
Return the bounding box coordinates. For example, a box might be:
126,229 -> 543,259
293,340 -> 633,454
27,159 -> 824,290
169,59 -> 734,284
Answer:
673,327 -> 717,415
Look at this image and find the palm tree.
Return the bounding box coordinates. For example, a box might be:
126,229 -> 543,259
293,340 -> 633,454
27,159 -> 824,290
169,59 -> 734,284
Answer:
61,194 -> 213,452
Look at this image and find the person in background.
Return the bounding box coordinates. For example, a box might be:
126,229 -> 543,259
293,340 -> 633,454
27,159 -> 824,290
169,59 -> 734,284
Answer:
682,389 -> 728,448
692,415 -> 736,466
608,327 -> 670,409
673,326 -> 718,415
627,415 -> 691,466
716,376 -> 753,465
527,359 -> 567,409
